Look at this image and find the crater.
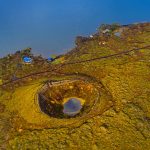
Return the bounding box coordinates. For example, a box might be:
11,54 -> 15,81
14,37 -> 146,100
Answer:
38,79 -> 99,119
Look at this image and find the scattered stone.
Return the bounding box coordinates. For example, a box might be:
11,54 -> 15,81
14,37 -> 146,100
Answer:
0,103 -> 5,113
18,128 -> 23,132
114,32 -> 121,37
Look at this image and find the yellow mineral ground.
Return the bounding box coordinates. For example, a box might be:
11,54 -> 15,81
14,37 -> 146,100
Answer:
0,23 -> 150,149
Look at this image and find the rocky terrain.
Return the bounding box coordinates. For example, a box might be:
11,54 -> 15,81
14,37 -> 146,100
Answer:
0,23 -> 150,150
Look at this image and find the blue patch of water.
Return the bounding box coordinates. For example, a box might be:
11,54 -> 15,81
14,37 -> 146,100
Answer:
63,98 -> 82,116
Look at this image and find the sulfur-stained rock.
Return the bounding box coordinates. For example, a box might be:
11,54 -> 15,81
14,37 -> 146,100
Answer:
0,23 -> 150,150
